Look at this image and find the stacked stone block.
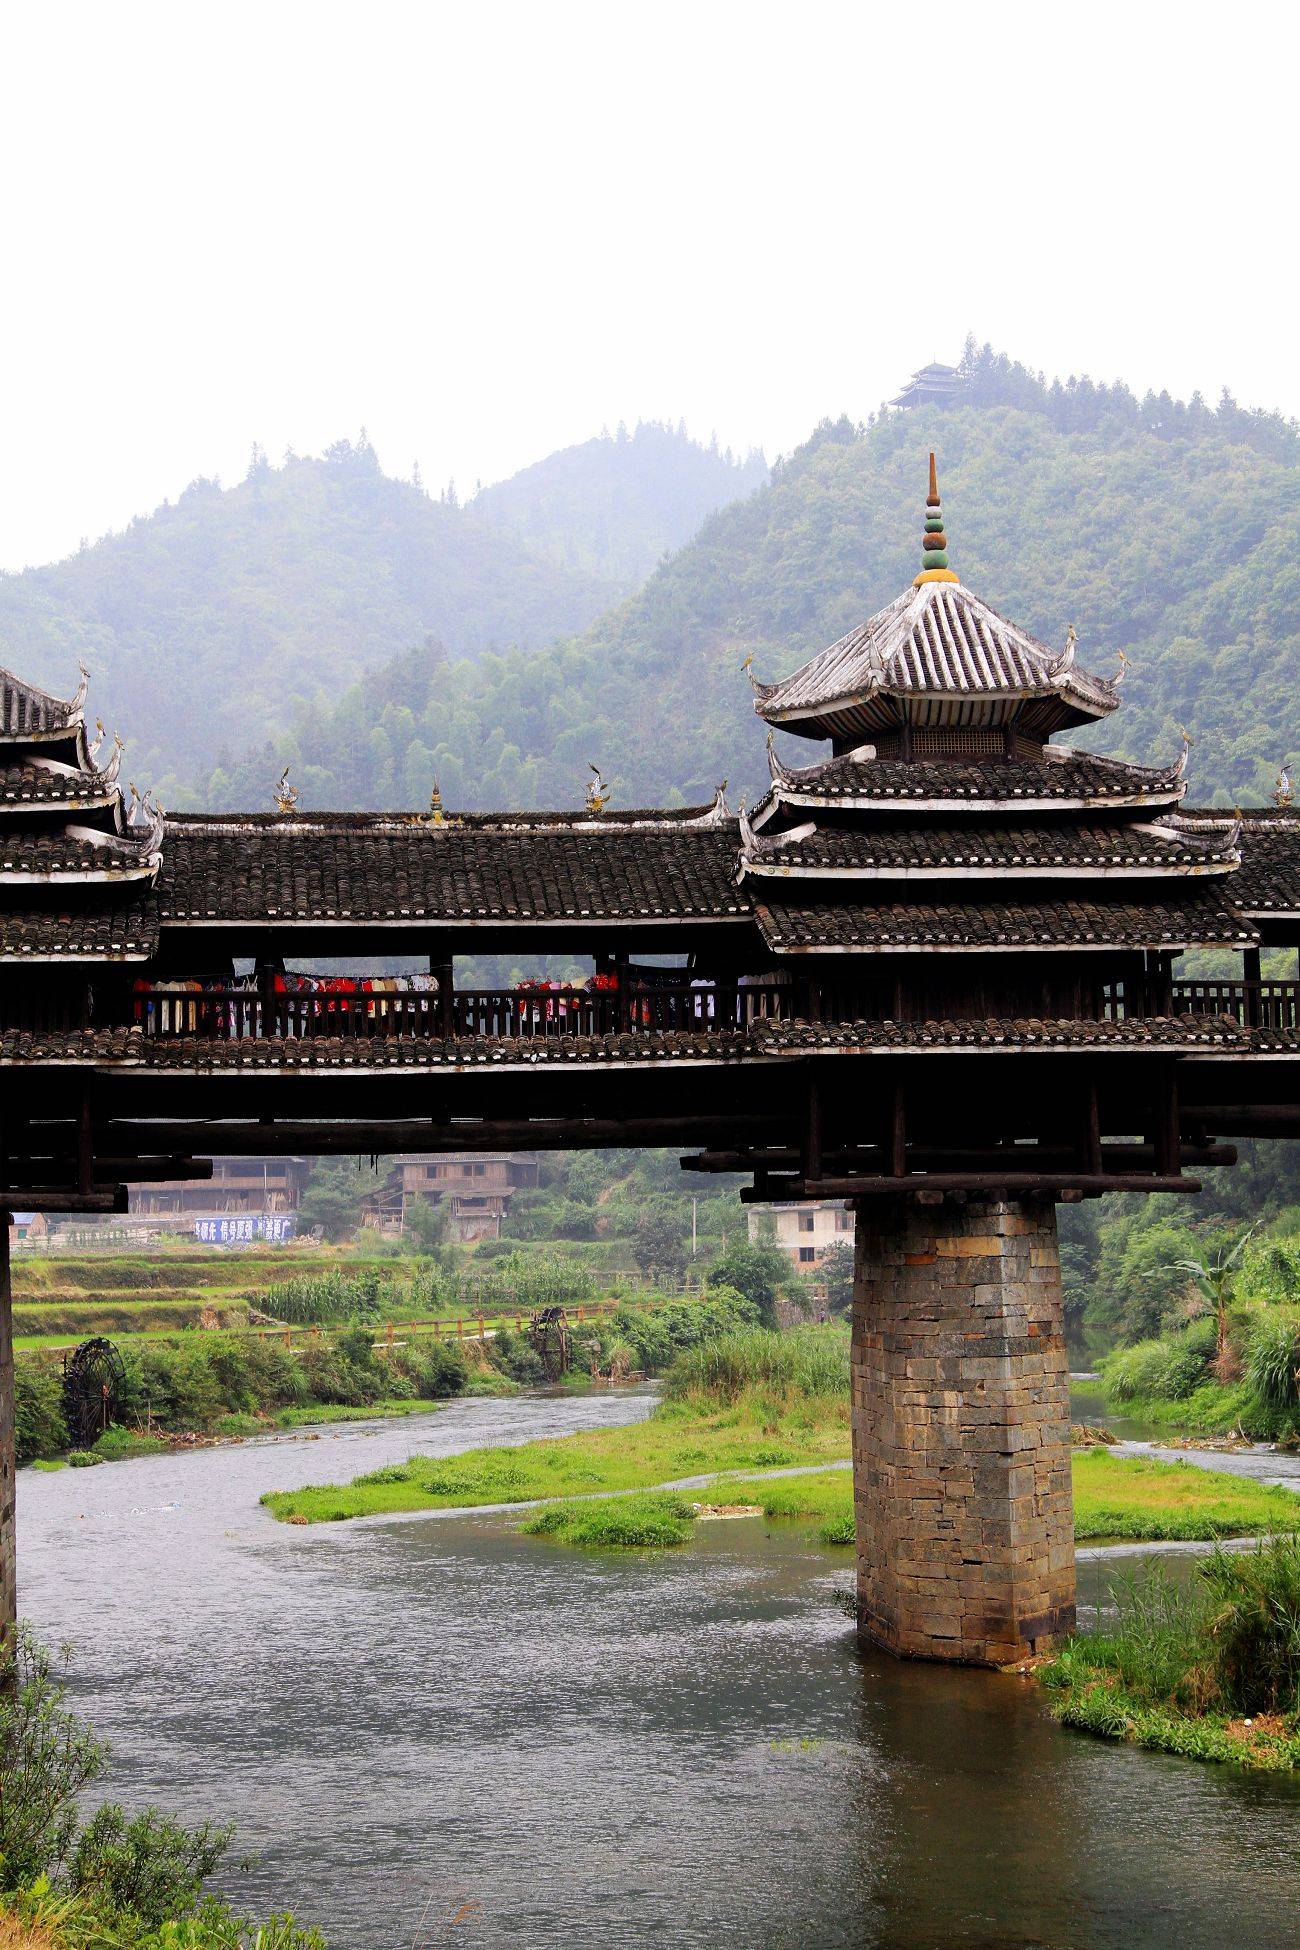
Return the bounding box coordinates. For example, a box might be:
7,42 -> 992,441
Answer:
851,1195 -> 1075,1666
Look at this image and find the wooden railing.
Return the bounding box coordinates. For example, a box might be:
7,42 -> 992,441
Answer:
13,974 -> 1300,1042
120,979 -> 797,1042
1103,980 -> 1300,1028
1171,981 -> 1300,1030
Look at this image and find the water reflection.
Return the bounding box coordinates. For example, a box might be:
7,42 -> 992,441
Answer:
16,1395 -> 1300,1948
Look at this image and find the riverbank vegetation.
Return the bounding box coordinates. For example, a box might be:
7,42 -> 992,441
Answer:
0,1632 -> 324,1946
1071,1450 -> 1300,1541
262,1324 -> 852,1524
1042,1539 -> 1300,1770
259,1323 -> 1300,1548
519,1447 -> 1300,1558
1090,1295 -> 1300,1443
14,1326 -> 473,1465
14,1272 -> 786,1466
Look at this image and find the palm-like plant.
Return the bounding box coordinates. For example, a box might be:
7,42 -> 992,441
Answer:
1159,1223 -> 1261,1365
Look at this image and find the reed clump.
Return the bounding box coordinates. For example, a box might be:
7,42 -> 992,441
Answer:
1042,1537 -> 1300,1768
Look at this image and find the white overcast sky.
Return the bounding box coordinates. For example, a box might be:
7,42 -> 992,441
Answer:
0,1 -> 1294,571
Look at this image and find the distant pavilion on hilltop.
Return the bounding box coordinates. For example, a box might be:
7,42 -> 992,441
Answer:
889,362 -> 964,410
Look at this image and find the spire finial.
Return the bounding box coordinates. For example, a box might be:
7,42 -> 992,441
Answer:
913,451 -> 959,588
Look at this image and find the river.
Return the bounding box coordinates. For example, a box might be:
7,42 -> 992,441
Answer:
17,1387 -> 1300,1949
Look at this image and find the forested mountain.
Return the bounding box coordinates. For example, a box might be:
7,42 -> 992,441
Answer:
469,420 -> 768,587
204,351 -> 1299,815
0,436 -> 617,796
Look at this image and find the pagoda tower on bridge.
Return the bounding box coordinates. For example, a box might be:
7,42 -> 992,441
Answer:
738,456 -> 1246,1663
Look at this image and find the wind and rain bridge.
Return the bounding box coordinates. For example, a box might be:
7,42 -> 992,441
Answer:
4,457 -> 1300,1665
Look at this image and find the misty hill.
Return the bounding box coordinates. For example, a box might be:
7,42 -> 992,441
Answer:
0,435 -> 617,796
470,420 -> 767,586
206,350 -> 1299,815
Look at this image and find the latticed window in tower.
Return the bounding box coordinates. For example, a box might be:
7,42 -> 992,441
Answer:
909,726 -> 1007,758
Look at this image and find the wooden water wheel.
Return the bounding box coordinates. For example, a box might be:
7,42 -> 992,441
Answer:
528,1305 -> 572,1383
62,1337 -> 126,1449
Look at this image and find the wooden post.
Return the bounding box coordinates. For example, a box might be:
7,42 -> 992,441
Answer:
804,1070 -> 823,1184
615,950 -> 630,1033
77,1083 -> 94,1197
888,1079 -> 906,1178
1,1211 -> 14,1657
1154,1066 -> 1182,1179
1081,1073 -> 1102,1175
1243,946 -> 1262,1028
259,957 -> 277,1039
432,956 -> 454,1039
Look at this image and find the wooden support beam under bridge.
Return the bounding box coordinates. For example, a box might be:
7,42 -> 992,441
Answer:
50,1114 -> 786,1159
683,1143 -> 1237,1174
741,1172 -> 1203,1202
0,1158 -> 214,1189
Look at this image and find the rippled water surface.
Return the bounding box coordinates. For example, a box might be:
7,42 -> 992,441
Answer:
18,1390 -> 1300,1950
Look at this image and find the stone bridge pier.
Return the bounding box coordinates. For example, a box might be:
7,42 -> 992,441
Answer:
851,1195 -> 1075,1666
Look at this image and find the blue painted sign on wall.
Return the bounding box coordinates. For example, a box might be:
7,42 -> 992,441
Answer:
193,1215 -> 296,1245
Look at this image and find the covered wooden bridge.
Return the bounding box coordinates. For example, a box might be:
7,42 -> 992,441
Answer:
4,456 -> 1300,1667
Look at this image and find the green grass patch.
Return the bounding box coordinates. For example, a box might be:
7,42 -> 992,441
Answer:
271,1398 -> 448,1428
718,1468 -> 855,1544
28,1457 -> 66,1472
91,1427 -> 169,1461
1042,1538 -> 1300,1769
261,1386 -> 851,1524
12,1299 -> 248,1337
521,1492 -> 697,1550
1072,1448 -> 1300,1541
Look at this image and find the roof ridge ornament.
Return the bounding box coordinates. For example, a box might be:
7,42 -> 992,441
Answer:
1173,726 -> 1192,783
912,451 -> 960,588
101,733 -> 124,787
1274,762 -> 1294,809
138,791 -> 166,869
424,778 -> 460,827
69,662 -> 89,719
1049,624 -> 1077,680
585,764 -> 612,815
1114,649 -> 1130,689
765,729 -> 789,786
690,780 -> 731,827
274,765 -> 300,815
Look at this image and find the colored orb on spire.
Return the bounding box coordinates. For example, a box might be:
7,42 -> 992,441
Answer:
913,451 -> 960,586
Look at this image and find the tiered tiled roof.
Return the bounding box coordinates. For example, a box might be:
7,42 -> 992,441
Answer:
0,755 -> 122,813
760,744 -> 1188,812
751,581 -> 1119,744
754,1013 -> 1260,1053
0,665 -> 88,744
0,664 -> 163,963
753,890 -> 1258,953
0,1025 -> 756,1069
0,897 -> 160,960
157,812 -> 747,926
1181,808 -> 1300,916
735,461 -> 1286,962
6,1013 -> 1294,1072
739,817 -> 1237,881
0,825 -> 163,883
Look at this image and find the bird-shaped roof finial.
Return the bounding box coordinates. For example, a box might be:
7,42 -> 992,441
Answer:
585,763 -> 611,814
1275,762 -> 1294,809
274,765 -> 299,815
913,453 -> 960,588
